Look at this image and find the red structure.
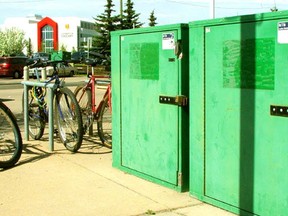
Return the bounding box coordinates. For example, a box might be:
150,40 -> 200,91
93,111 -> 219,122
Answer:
37,17 -> 58,51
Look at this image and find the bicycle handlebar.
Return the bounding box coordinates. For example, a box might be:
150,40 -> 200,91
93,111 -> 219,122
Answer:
26,58 -> 45,68
26,58 -> 68,69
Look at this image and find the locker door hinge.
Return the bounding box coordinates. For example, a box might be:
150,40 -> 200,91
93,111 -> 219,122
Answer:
159,95 -> 188,107
177,172 -> 183,187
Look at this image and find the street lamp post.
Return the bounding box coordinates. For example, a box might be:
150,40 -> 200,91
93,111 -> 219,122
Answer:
210,0 -> 215,19
120,0 -> 123,18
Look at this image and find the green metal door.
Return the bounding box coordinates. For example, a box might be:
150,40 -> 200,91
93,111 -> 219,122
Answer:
120,31 -> 180,185
205,19 -> 288,215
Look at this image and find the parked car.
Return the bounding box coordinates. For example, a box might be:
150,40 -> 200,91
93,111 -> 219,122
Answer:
31,52 -> 50,61
71,51 -> 102,66
71,51 -> 86,63
48,62 -> 77,76
0,56 -> 28,79
29,62 -> 77,77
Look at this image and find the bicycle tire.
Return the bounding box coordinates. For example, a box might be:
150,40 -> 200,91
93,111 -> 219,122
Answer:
74,85 -> 93,134
97,96 -> 112,149
23,86 -> 46,140
54,87 -> 83,152
0,101 -> 23,168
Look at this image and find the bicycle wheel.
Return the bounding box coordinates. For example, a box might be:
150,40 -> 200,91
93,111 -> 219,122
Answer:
24,86 -> 46,140
55,87 -> 83,152
0,101 -> 23,168
74,85 -> 93,133
97,96 -> 112,148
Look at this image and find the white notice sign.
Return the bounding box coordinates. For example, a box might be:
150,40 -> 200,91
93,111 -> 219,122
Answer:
162,33 -> 175,50
278,22 -> 288,44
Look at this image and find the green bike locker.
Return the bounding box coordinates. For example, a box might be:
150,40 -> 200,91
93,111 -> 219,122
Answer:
111,24 -> 189,191
189,10 -> 288,215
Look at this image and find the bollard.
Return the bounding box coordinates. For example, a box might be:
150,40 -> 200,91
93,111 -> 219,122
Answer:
41,67 -> 47,80
92,66 -> 95,75
87,65 -> 90,76
23,66 -> 29,81
23,84 -> 29,141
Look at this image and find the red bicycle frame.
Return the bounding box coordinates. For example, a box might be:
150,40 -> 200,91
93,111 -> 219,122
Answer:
84,74 -> 111,115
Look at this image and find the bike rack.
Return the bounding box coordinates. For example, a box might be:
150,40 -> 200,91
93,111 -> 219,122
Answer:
22,66 -> 55,151
21,80 -> 56,152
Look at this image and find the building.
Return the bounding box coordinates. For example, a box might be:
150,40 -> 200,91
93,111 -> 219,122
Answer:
1,14 -> 98,54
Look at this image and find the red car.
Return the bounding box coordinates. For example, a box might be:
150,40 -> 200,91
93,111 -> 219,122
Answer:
0,56 -> 28,79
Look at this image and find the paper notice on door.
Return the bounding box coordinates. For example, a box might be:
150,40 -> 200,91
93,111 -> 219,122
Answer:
162,33 -> 175,50
278,22 -> 288,44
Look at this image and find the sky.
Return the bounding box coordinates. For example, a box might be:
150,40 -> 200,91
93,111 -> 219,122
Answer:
0,0 -> 288,26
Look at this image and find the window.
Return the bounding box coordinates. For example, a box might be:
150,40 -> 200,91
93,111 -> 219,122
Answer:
80,21 -> 95,30
42,25 -> 54,53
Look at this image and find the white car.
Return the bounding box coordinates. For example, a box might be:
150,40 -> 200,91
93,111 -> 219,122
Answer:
29,62 -> 77,78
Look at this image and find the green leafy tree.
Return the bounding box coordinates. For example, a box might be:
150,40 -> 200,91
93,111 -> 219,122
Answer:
71,47 -> 76,54
60,44 -> 67,51
0,27 -> 27,56
122,0 -> 143,29
148,10 -> 157,27
27,38 -> 33,57
93,0 -> 120,69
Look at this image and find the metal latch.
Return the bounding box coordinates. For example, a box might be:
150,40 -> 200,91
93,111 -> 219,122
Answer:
159,95 -> 188,107
270,105 -> 288,117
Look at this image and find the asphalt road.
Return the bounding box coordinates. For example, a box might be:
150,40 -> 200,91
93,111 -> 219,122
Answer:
0,78 -> 23,90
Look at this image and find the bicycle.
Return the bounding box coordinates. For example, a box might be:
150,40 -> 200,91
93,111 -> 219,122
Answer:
0,99 -> 23,168
24,59 -> 84,152
74,68 -> 112,149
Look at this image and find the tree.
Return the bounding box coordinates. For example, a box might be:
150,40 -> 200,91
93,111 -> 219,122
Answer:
148,10 -> 157,27
60,44 -> 67,51
122,0 -> 143,29
93,0 -> 120,69
0,27 -> 27,56
71,47 -> 76,54
270,6 -> 278,12
27,38 -> 33,57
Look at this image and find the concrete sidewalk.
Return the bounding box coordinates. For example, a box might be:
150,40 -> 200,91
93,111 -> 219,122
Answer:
0,77 -> 236,216
0,126 -> 236,216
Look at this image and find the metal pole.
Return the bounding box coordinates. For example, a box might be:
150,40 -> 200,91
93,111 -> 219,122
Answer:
48,88 -> 54,152
120,0 -> 123,18
87,38 -> 90,59
23,67 -> 29,141
23,84 -> 29,141
210,0 -> 215,19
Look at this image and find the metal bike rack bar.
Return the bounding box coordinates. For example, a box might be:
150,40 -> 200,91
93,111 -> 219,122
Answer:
21,80 -> 56,152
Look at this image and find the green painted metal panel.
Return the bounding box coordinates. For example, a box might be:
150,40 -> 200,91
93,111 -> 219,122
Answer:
189,27 -> 205,199
121,31 -> 179,184
51,51 -> 71,61
190,10 -> 288,216
112,24 -> 189,191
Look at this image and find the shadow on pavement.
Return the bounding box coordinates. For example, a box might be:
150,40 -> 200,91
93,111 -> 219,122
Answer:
18,143 -> 53,166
